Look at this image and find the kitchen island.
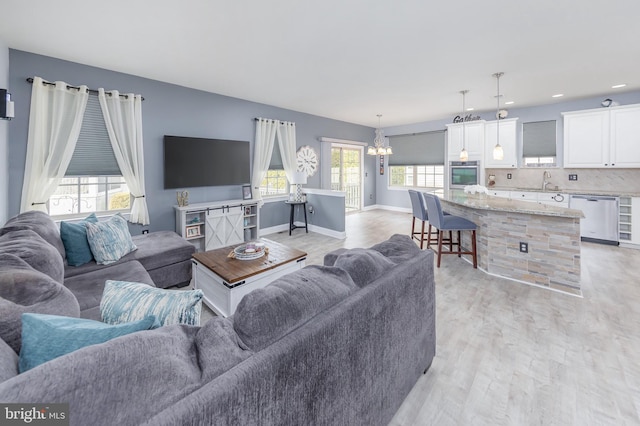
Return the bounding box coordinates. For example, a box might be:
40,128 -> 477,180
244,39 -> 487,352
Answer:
441,190 -> 584,295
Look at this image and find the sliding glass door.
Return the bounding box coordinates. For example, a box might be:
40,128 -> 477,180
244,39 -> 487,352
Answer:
331,145 -> 362,212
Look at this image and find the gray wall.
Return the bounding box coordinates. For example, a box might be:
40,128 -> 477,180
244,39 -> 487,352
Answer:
378,90 -> 640,210
8,49 -> 376,233
0,40 -> 8,225
257,192 -> 346,234
306,193 -> 345,232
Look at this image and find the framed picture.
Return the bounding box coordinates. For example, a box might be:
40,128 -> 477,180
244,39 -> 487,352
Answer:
186,225 -> 201,238
242,184 -> 253,200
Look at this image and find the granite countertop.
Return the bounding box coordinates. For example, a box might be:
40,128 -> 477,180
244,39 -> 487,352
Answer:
488,186 -> 640,197
443,190 -> 584,218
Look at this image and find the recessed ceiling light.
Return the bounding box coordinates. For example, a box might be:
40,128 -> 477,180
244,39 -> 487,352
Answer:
466,107 -> 474,111
612,84 -> 627,89
505,101 -> 514,105
552,94 -> 564,98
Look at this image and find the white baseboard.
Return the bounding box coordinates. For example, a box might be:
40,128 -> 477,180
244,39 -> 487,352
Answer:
259,224 -> 289,236
260,222 -> 346,239
363,204 -> 411,214
305,223 -> 346,239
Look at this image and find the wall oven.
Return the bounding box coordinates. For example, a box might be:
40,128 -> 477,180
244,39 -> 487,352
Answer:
449,161 -> 480,188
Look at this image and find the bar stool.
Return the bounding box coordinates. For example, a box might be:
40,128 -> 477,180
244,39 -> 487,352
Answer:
408,190 -> 451,249
408,190 -> 436,248
423,193 -> 477,268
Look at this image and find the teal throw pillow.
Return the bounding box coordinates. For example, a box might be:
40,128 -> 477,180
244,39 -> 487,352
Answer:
101,280 -> 204,326
18,313 -> 159,373
59,213 -> 99,266
85,213 -> 137,265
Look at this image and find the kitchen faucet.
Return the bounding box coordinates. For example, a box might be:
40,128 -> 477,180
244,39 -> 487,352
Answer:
542,170 -> 552,191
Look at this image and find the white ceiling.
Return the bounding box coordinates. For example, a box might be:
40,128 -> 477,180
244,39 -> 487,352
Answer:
2,0 -> 639,127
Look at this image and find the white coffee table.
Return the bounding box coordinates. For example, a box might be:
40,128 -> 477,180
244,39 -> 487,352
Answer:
192,238 -> 307,317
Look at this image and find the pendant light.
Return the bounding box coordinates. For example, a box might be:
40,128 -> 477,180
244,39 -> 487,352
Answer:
492,72 -> 504,161
459,90 -> 469,162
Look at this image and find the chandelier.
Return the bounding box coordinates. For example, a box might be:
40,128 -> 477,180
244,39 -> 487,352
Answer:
367,114 -> 393,155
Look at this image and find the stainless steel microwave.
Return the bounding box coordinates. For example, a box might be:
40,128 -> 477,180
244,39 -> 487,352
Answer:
449,161 -> 480,188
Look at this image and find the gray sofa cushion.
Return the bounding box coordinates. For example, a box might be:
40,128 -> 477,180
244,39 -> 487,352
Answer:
64,231 -> 194,285
195,317 -> 253,382
0,254 -> 80,353
0,230 -> 64,283
333,248 -> 396,288
233,265 -> 357,351
63,260 -> 154,318
0,325 -> 205,426
369,233 -> 423,263
0,338 -> 18,383
0,211 -> 65,260
129,231 -> 196,271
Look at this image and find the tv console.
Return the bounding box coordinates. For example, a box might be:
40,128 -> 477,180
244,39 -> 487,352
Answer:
174,199 -> 259,252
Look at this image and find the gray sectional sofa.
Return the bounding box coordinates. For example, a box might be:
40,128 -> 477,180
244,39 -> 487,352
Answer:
0,211 -> 195,348
0,212 -> 436,426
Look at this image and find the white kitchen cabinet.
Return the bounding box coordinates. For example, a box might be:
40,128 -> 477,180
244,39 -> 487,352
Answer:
537,192 -> 569,208
609,106 -> 640,167
489,190 -> 569,208
563,104 -> 640,168
488,189 -> 510,198
484,119 -> 518,168
563,109 -> 609,167
510,191 -> 539,202
447,120 -> 485,162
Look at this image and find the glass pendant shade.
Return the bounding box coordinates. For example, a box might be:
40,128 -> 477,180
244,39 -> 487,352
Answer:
493,144 -> 504,160
459,148 -> 468,162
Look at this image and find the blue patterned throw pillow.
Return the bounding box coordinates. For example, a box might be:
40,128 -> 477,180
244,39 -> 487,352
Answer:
85,214 -> 137,265
19,313 -> 159,373
101,280 -> 203,326
60,213 -> 99,266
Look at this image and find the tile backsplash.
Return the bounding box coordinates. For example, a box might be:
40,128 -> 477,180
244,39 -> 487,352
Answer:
486,168 -> 640,194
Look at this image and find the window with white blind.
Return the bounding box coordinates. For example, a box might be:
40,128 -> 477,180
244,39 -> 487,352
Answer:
259,142 -> 288,196
388,130 -> 445,194
48,95 -> 130,218
523,120 -> 557,166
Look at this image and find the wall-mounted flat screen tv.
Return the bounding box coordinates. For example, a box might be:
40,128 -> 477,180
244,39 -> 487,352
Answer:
163,135 -> 251,189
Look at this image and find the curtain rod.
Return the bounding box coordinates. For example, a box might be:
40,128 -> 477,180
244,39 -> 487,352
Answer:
253,117 -> 291,125
26,77 -> 145,101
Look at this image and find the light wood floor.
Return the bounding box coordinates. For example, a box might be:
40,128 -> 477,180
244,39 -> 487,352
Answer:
204,209 -> 640,425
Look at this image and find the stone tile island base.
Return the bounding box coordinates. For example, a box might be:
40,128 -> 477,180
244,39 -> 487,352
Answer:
441,192 -> 582,296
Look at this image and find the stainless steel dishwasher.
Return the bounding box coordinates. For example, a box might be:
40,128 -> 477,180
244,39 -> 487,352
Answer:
569,195 -> 619,244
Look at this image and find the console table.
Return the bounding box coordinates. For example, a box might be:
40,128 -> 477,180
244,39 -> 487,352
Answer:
175,199 -> 259,251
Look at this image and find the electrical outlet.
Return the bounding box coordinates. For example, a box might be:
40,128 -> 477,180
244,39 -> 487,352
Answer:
142,229 -> 149,234
568,174 -> 578,181
519,242 -> 528,253
507,173 -> 512,179
369,194 -> 373,199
